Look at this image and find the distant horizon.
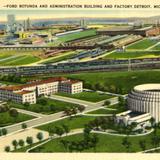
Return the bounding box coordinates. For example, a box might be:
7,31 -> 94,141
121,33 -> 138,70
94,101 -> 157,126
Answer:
1,9 -> 160,22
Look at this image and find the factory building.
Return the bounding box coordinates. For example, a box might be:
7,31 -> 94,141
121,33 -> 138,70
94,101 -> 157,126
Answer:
97,26 -> 160,37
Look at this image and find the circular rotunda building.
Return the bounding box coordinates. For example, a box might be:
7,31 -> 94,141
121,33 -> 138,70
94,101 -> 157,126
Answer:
127,84 -> 160,122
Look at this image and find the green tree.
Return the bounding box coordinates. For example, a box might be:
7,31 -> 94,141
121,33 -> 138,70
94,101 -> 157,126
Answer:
104,100 -> 111,106
83,126 -> 92,135
2,128 -> 7,135
36,132 -> 44,141
18,139 -> 25,147
9,109 -> 19,118
24,102 -> 30,107
101,123 -> 108,131
26,137 -> 33,145
12,140 -> 18,149
21,123 -> 27,129
62,124 -> 70,135
150,117 -> 156,128
71,107 -> 78,116
118,96 -> 125,106
37,98 -> 47,105
63,108 -> 72,118
49,127 -> 56,137
55,126 -> 65,137
60,140 -> 69,151
91,134 -> 99,151
77,105 -> 85,113
5,146 -> 10,152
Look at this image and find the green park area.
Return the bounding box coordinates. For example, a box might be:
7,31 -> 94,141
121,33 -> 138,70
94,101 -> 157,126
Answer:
64,70 -> 160,94
38,115 -> 97,131
88,104 -> 127,115
56,92 -> 114,102
58,29 -> 96,42
127,39 -> 158,50
0,50 -> 41,66
87,108 -> 118,114
13,140 -> 46,152
29,131 -> 157,153
10,97 -> 79,115
107,104 -> 126,111
103,51 -> 160,59
0,111 -> 34,127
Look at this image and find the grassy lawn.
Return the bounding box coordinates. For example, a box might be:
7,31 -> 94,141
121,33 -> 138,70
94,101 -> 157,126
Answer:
107,104 -> 127,113
107,104 -> 126,112
10,97 -> 79,115
0,50 -> 41,66
103,51 -> 160,59
64,70 -> 160,94
56,92 -> 113,102
87,108 -> 117,114
58,29 -> 96,42
127,39 -> 158,50
0,55 -> 40,66
43,51 -> 80,64
87,107 -> 125,115
151,44 -> 160,50
37,116 -> 97,132
29,131 -> 158,152
0,111 -> 34,127
0,54 -> 13,60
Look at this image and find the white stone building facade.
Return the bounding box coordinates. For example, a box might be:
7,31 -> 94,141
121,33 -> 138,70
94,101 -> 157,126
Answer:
127,84 -> 160,122
0,77 -> 83,104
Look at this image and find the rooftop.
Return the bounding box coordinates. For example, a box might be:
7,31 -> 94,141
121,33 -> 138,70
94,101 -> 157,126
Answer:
134,84 -> 160,92
61,80 -> 81,85
97,26 -> 132,32
15,90 -> 34,95
0,77 -> 81,91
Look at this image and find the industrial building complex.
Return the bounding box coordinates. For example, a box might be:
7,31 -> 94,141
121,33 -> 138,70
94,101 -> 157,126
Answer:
1,12 -> 160,154
97,26 -> 160,37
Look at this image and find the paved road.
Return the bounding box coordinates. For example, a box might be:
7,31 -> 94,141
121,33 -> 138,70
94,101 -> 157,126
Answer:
1,95 -> 119,135
26,128 -> 84,153
49,95 -> 95,107
83,88 -> 123,97
13,108 -> 46,118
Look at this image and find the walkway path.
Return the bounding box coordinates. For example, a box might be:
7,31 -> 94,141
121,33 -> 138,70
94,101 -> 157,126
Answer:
146,42 -> 160,51
83,88 -> 124,97
13,108 -> 46,118
0,95 -> 119,136
26,127 -> 154,153
141,146 -> 160,153
92,128 -> 154,137
0,55 -> 22,62
26,128 -> 84,153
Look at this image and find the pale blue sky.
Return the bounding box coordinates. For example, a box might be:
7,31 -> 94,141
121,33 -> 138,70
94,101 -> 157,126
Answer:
0,9 -> 160,21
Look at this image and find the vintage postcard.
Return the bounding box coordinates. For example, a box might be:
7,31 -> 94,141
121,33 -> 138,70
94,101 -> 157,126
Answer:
0,0 -> 160,159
